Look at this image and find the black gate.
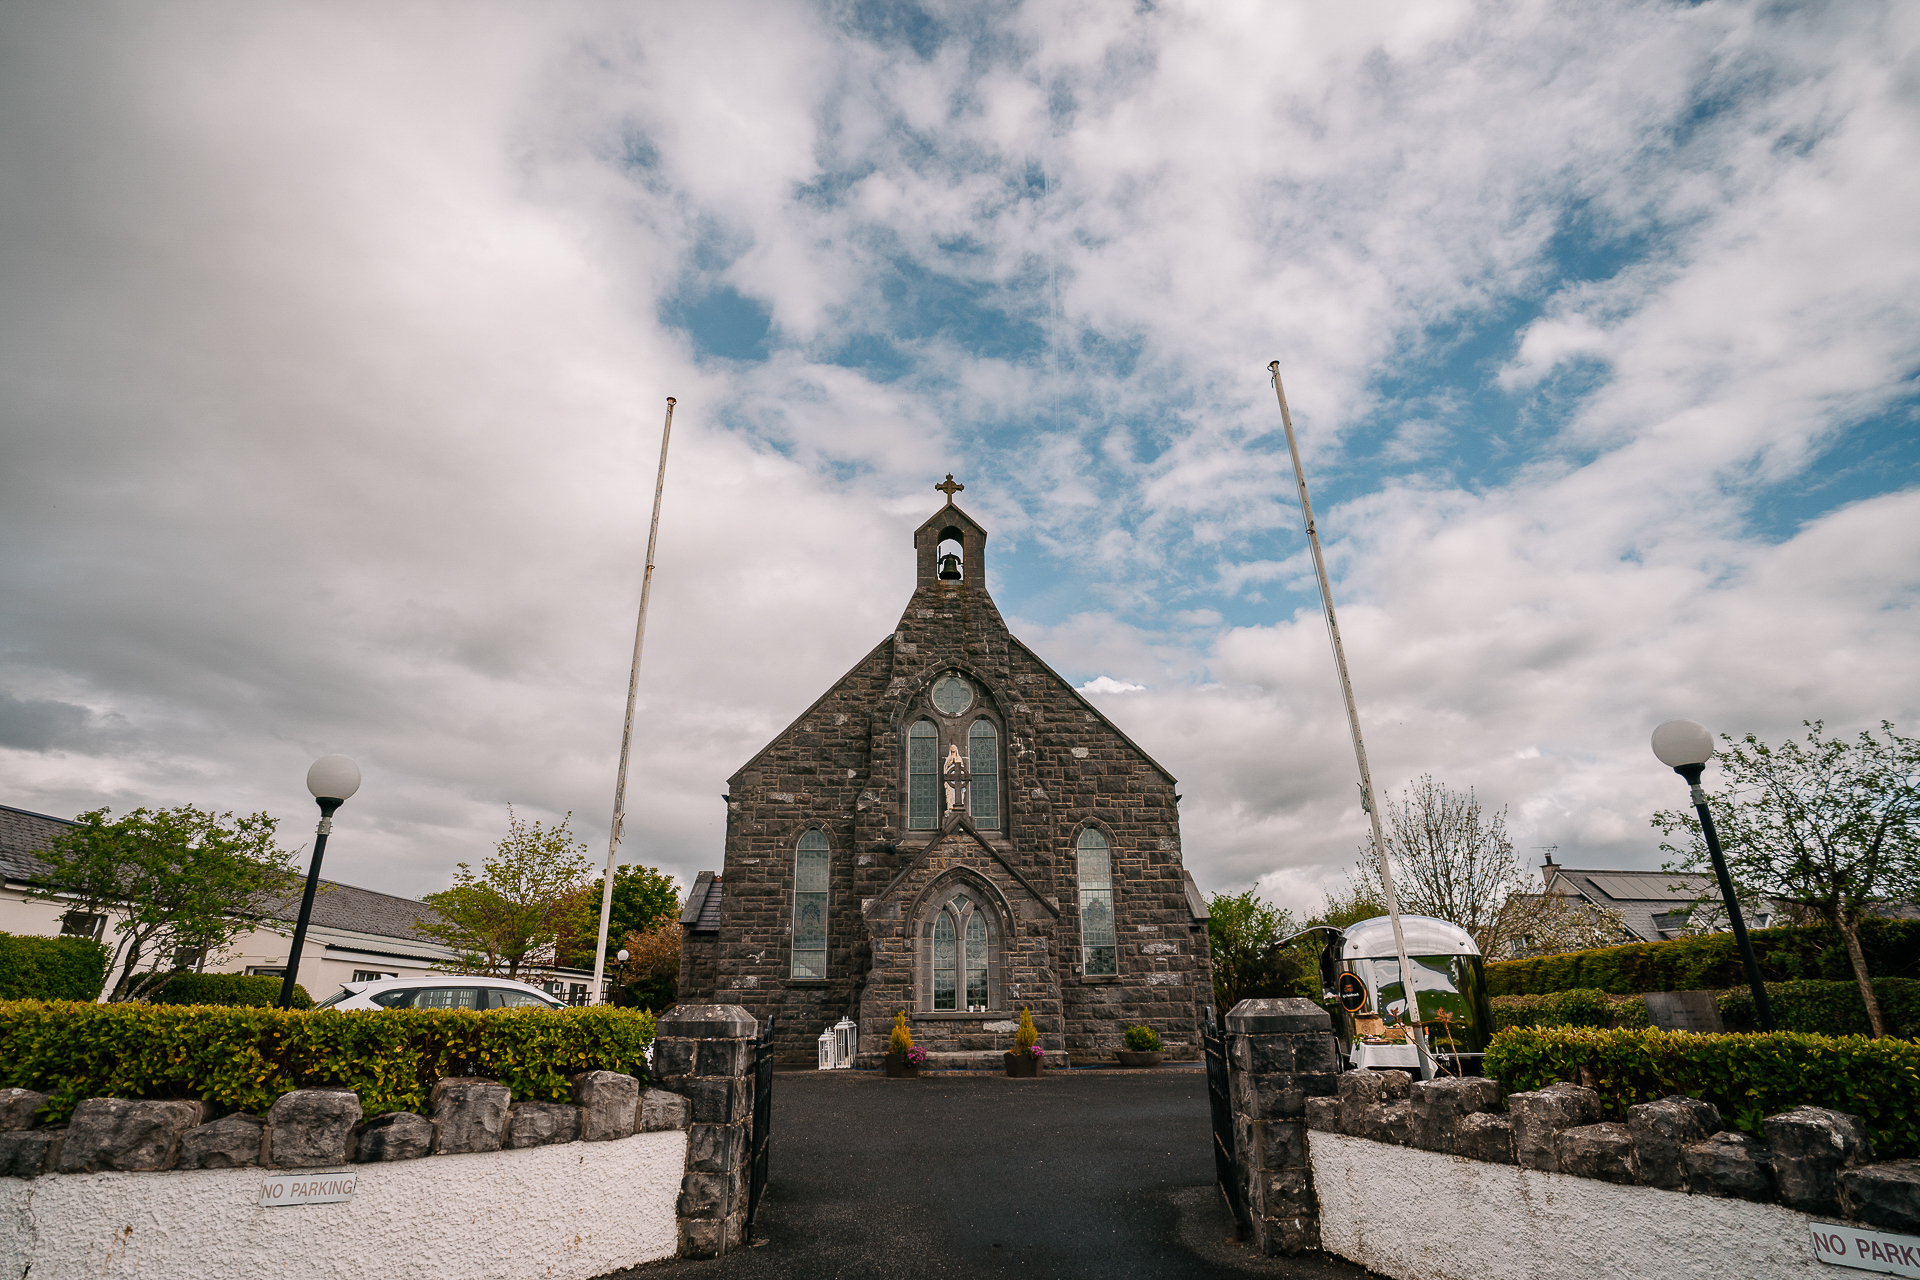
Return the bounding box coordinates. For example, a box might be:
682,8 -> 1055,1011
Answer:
1203,1006 -> 1249,1237
743,1015 -> 775,1241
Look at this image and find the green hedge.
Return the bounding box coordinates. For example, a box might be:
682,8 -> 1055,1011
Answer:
1485,1026 -> 1920,1158
0,1000 -> 655,1122
1718,978 -> 1920,1039
0,933 -> 108,1002
149,972 -> 312,1009
1490,989 -> 1651,1032
1484,918 -> 1920,996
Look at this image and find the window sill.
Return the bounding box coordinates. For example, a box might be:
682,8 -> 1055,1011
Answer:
1079,974 -> 1120,984
788,978 -> 829,987
912,1010 -> 1014,1020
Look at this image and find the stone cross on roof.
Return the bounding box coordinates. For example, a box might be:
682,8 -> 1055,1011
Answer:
935,474 -> 964,502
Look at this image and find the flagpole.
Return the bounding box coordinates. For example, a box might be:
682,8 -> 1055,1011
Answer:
591,396 -> 676,1004
1268,363 -> 1432,1079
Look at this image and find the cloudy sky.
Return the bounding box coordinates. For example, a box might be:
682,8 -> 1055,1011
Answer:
2,1 -> 1915,918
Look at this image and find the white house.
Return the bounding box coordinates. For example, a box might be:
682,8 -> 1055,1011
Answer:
1,802 -> 598,1005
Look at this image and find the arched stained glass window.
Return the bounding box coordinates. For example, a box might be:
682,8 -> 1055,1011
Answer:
1077,828 -> 1116,977
968,720 -> 999,826
908,720 -> 938,829
965,911 -> 988,1008
926,890 -> 996,1012
933,913 -> 956,1009
792,830 -> 829,979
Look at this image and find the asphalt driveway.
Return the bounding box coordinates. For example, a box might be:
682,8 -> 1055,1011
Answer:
611,1068 -> 1370,1280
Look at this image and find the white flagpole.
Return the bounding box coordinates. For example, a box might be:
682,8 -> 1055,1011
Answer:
591,397 -> 676,1004
1268,363 -> 1432,1079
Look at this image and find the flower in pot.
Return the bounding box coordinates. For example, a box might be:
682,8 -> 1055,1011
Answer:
1117,1023 -> 1164,1068
886,1010 -> 920,1078
1005,1006 -> 1043,1077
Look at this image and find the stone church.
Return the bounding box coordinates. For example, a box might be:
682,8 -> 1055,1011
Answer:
677,480 -> 1213,1066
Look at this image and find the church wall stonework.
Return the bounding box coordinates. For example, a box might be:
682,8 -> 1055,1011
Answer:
682,491 -> 1213,1066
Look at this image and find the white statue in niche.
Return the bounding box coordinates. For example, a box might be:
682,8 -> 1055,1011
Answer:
943,744 -> 969,811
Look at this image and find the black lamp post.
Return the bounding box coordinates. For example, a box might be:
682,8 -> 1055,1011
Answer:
1651,720 -> 1774,1032
279,755 -> 361,1010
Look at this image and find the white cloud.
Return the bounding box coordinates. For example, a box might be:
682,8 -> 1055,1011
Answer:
1078,676 -> 1146,695
2,1 -> 1915,930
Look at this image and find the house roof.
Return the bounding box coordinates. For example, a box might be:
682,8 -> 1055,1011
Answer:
682,871 -> 722,933
2,801 -> 445,943
1545,865 -> 1732,942
0,803 -> 74,882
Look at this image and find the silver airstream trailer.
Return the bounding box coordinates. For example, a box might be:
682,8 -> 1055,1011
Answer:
1320,915 -> 1496,1074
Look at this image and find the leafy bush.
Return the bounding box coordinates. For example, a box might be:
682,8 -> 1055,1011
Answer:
1718,978 -> 1920,1039
889,1009 -> 913,1055
1486,1025 -> 1920,1158
0,1000 -> 654,1122
149,972 -> 312,1009
1490,990 -> 1650,1032
0,933 -> 108,1002
1123,1024 -> 1163,1052
1015,1006 -> 1039,1054
1484,918 -> 1920,997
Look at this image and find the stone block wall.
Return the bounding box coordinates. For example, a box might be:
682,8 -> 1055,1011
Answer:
1224,997 -> 1341,1255
649,1003 -> 761,1258
686,501 -> 1213,1067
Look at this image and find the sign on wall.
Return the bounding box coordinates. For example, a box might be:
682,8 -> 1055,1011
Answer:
1812,1222 -> 1920,1277
259,1173 -> 357,1207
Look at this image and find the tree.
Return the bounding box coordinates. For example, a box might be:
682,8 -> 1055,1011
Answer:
566,863 -> 680,969
1352,775 -> 1526,954
611,917 -> 682,1011
30,806 -> 299,1002
1654,721 -> 1920,1038
1486,892 -> 1632,960
1207,890 -> 1309,1014
417,809 -> 596,979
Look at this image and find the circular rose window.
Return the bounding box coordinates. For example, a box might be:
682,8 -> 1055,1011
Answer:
931,674 -> 973,716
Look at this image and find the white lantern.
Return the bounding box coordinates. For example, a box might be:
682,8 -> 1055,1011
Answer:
833,1017 -> 858,1069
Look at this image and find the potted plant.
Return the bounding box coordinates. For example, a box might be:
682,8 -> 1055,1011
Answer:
1116,1023 -> 1164,1068
1004,1006 -> 1043,1077
885,1010 -> 920,1078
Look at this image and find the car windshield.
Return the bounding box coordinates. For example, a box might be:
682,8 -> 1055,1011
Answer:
313,989 -> 353,1008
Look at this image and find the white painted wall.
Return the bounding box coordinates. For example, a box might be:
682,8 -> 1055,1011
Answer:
1311,1131 -> 1829,1280
1,1129 -> 687,1280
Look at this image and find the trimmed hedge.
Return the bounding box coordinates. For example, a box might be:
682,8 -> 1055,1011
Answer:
1485,1026 -> 1920,1159
1490,989 -> 1651,1032
149,972 -> 313,1009
0,1000 -> 655,1122
1484,918 -> 1920,997
0,932 -> 108,1002
1718,978 -> 1920,1039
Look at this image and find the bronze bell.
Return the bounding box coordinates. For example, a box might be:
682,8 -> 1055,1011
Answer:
938,552 -> 963,581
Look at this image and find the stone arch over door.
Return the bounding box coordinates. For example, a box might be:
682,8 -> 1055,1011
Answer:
907,865 -> 1015,1013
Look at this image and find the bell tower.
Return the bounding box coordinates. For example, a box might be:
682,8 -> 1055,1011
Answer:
915,474 -> 989,589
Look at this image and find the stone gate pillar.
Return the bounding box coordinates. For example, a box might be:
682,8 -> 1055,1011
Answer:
652,1004 -> 758,1258
1226,997 -> 1339,1255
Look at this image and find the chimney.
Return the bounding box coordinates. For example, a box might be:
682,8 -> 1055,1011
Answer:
1541,848 -> 1559,889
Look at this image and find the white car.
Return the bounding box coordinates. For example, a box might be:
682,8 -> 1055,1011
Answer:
314,975 -> 570,1011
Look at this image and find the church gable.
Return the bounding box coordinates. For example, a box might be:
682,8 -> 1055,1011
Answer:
688,478 -> 1213,1067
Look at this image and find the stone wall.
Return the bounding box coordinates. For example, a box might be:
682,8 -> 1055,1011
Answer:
1311,1133 -> 1912,1280
0,1004 -> 774,1271
1223,997 -> 1341,1254
1303,1069 -> 1920,1277
0,1093 -> 686,1280
686,499 -> 1213,1066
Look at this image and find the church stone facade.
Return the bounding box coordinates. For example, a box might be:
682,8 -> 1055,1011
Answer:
677,485 -> 1213,1066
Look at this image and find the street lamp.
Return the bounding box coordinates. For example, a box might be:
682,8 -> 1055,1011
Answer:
279,755 -> 361,1010
1650,720 -> 1774,1031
